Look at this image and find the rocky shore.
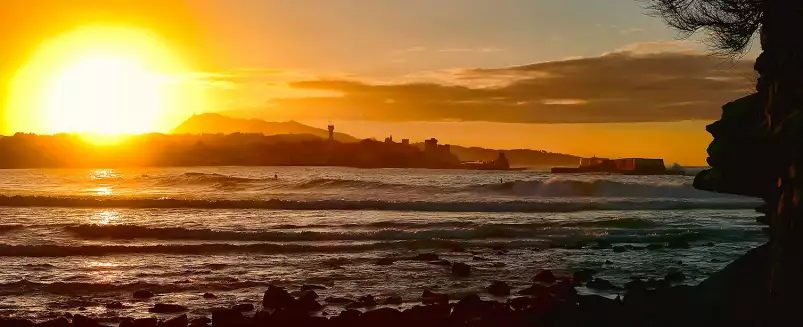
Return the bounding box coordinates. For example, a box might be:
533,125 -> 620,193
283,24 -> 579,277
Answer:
0,244 -> 767,327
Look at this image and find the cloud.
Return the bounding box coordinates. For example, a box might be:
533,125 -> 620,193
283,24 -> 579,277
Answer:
620,28 -> 645,34
212,44 -> 756,124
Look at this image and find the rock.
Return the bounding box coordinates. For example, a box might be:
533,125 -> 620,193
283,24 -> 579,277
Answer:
189,317 -> 210,327
0,319 -> 34,327
572,268 -> 597,284
63,314 -> 72,320
428,259 -> 451,266
665,271 -> 687,283
148,303 -> 187,314
667,239 -> 691,249
605,260 -> 613,264
159,315 -> 188,327
486,281 -> 511,296
421,290 -> 449,305
331,310 -> 361,326
358,295 -> 377,307
298,291 -> 324,312
586,278 -> 619,291
202,293 -> 216,299
324,296 -> 353,304
704,242 -> 715,247
72,315 -> 100,327
232,303 -> 254,312
451,262 -> 471,277
133,290 -> 155,299
300,284 -> 327,291
533,270 -> 557,284
412,253 -> 439,261
131,318 -> 157,327
105,301 -> 124,309
360,308 -> 403,326
646,243 -> 663,251
471,256 -> 490,261
380,295 -> 403,305
625,278 -> 647,293
645,278 -> 670,290
262,285 -> 296,310
613,245 -> 628,253
375,258 -> 395,266
507,297 -> 533,311
118,318 -> 135,327
34,318 -> 70,327
595,240 -> 612,249
549,279 -> 578,298
211,309 -> 251,327
450,246 -> 466,252
517,283 -> 547,296
77,307 -> 86,311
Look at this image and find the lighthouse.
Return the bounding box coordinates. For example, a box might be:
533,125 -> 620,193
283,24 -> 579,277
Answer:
328,123 -> 335,141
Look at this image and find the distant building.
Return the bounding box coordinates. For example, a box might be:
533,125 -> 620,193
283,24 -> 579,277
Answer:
328,124 -> 335,141
425,138 -> 439,153
385,135 -> 394,143
401,139 -> 410,145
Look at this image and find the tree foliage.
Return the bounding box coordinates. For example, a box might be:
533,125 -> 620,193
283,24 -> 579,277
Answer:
646,0 -> 763,56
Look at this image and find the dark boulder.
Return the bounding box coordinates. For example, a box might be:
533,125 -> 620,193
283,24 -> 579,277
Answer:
324,296 -> 353,304
586,278 -> 619,291
202,293 -> 216,299
188,317 -> 210,327
359,308 -> 403,326
231,303 -> 254,312
298,290 -> 319,300
533,270 -> 557,284
105,302 -> 124,309
133,290 -> 155,299
331,310 -> 361,327
625,278 -> 647,294
262,285 -> 296,310
298,291 -> 324,312
72,315 -> 101,327
507,297 -> 533,312
375,258 -> 395,266
159,314 -> 188,327
572,268 -> 597,284
486,281 -> 511,296
148,303 -> 187,314
131,318 -> 157,327
517,283 -> 547,296
118,318 -> 135,327
358,295 -> 377,307
667,239 -> 691,249
613,246 -> 628,253
665,271 -> 687,284
421,290 -> 449,305
0,320 -> 33,327
34,318 -> 69,327
211,309 -> 251,327
646,243 -> 664,251
380,295 -> 403,305
451,262 -> 471,277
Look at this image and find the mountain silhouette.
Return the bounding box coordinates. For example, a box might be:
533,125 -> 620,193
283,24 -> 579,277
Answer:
173,113 -> 358,142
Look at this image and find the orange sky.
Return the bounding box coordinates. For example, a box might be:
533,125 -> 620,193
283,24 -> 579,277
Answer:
0,0 -> 759,166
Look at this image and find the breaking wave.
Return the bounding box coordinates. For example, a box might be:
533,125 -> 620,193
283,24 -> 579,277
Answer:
0,195 -> 759,212
0,280 -> 269,296
465,178 -> 724,198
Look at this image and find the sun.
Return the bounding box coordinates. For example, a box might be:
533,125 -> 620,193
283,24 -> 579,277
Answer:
5,25 -> 203,140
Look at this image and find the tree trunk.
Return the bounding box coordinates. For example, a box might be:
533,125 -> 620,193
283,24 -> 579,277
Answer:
763,0 -> 803,325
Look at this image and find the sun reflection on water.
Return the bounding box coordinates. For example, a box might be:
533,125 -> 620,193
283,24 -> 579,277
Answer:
90,186 -> 113,195
90,169 -> 119,180
89,210 -> 120,225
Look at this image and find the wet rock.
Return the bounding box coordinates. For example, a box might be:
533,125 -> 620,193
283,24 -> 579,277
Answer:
357,295 -> 377,307
667,239 -> 691,249
572,268 -> 597,284
72,315 -> 101,327
131,318 -> 157,327
645,278 -> 670,290
586,278 -> 619,291
298,291 -> 324,312
63,314 -> 72,320
595,240 -> 612,249
211,309 -> 251,327
0,319 -> 34,327
77,307 -> 87,312
231,303 -> 254,312
471,256 -> 490,261
507,297 -> 533,311
133,290 -> 155,299
262,285 -> 296,310
532,270 -> 557,284
412,253 -> 440,261
646,243 -> 664,251
34,318 -> 69,327
324,296 -> 353,304
625,278 -> 647,293
300,284 -> 327,291
160,314 -> 188,327
704,242 -> 715,247
613,246 -> 628,253
549,279 -> 578,298
490,262 -> 506,268
421,290 -> 449,305
189,317 -> 210,327
148,303 -> 187,314
105,302 -> 124,309
428,259 -> 451,267
451,262 -> 471,277
517,283 -> 547,296
202,293 -> 216,299
375,258 -> 395,266
360,308 -> 403,326
486,281 -> 511,296
331,309 -> 361,326
380,295 -> 403,305
118,318 -> 135,327
665,271 -> 687,283
605,260 -> 613,264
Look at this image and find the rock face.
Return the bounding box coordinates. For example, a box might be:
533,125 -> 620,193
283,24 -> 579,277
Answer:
451,262 -> 471,277
533,270 -> 557,284
263,285 -> 297,310
486,281 -> 511,296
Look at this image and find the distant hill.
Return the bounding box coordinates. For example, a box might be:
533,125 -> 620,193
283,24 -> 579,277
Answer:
173,113 -> 358,142
173,113 -> 581,167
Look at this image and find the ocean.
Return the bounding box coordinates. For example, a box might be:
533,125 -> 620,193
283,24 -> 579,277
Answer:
0,166 -> 765,321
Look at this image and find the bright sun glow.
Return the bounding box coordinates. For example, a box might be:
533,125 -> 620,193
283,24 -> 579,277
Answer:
6,25 -> 204,141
